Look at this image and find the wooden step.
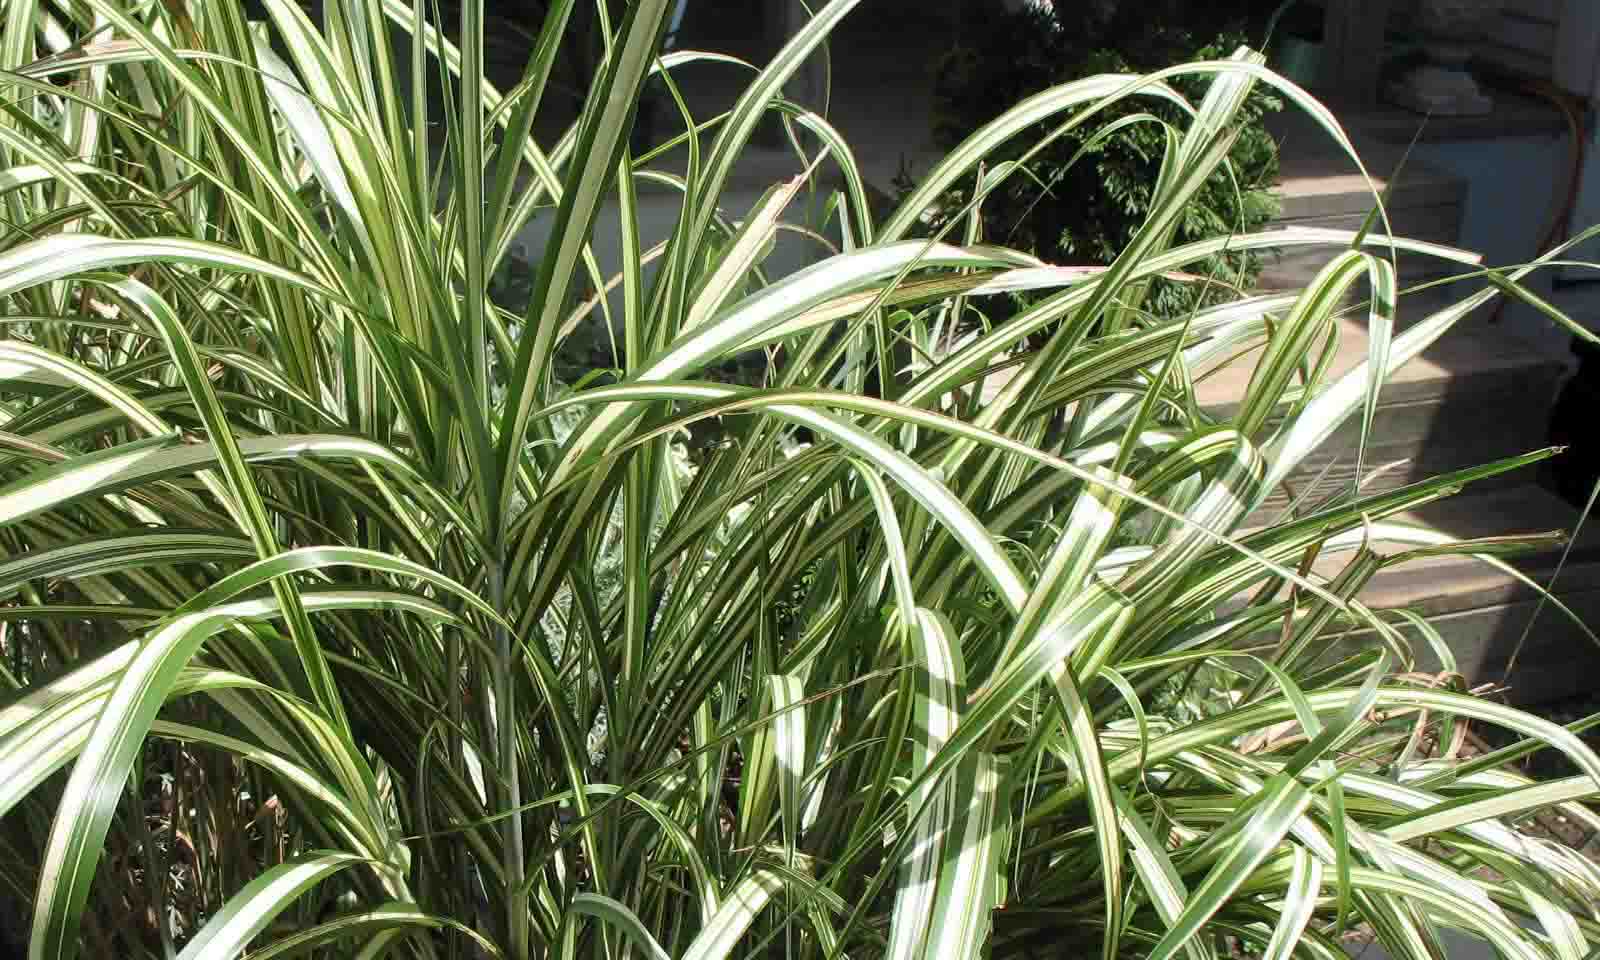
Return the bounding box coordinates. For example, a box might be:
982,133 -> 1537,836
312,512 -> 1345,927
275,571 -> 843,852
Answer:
1196,293 -> 1568,511
1296,483 -> 1600,706
1261,108 -> 1468,290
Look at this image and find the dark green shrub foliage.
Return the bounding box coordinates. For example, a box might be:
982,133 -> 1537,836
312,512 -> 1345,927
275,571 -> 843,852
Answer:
925,3 -> 1282,318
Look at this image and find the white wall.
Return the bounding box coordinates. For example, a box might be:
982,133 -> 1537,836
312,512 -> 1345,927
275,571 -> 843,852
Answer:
1413,123 -> 1600,349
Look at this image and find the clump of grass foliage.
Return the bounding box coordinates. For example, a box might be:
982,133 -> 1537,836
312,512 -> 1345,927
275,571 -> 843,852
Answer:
2,1 -> 1600,959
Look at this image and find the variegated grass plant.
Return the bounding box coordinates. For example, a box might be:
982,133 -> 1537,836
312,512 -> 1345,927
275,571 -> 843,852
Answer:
2,1 -> 1600,959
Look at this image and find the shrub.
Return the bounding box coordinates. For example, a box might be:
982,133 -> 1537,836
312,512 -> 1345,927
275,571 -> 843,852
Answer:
0,2 -> 1598,960
923,3 -> 1282,319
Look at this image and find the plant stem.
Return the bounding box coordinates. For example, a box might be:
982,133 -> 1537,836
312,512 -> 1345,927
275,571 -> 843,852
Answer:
492,561 -> 527,958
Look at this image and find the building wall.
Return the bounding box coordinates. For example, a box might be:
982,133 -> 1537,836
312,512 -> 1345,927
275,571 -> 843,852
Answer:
1365,0 -> 1600,346
1411,122 -> 1600,348
1480,0 -> 1598,102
